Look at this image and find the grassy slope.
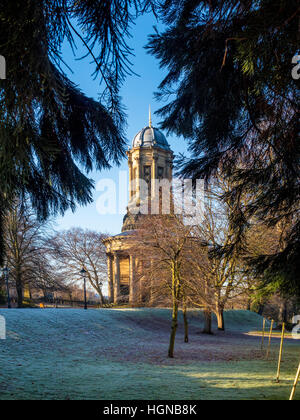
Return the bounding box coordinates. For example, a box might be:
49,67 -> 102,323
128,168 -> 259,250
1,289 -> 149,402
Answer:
0,308 -> 299,400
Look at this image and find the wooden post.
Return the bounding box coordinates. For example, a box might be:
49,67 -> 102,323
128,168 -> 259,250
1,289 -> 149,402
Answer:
266,320 -> 274,359
261,318 -> 266,351
276,323 -> 285,383
289,361 -> 300,401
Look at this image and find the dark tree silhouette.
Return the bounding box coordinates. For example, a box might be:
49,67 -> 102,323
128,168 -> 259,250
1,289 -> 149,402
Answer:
0,0 -> 155,264
147,0 -> 299,295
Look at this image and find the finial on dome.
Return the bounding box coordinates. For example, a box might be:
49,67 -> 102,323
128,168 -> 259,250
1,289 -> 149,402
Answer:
149,105 -> 152,128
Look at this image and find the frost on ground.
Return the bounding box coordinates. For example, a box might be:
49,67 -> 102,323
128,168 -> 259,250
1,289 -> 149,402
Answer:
0,308 -> 299,400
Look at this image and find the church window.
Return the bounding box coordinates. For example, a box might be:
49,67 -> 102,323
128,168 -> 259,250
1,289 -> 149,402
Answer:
158,166 -> 164,179
144,166 -> 151,184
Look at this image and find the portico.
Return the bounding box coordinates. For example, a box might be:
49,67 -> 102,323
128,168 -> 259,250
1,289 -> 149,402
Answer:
105,247 -> 139,305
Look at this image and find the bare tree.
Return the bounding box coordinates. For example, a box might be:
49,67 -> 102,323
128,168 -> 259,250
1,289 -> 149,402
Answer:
4,199 -> 53,307
132,215 -> 193,358
187,182 -> 293,332
48,228 -> 108,304
184,177 -> 251,332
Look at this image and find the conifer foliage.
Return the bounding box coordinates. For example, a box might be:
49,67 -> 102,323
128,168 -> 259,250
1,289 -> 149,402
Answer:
147,0 -> 300,295
0,0 -> 153,264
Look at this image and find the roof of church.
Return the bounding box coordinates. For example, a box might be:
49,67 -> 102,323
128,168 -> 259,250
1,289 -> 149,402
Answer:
102,230 -> 137,243
132,126 -> 170,150
132,106 -> 170,150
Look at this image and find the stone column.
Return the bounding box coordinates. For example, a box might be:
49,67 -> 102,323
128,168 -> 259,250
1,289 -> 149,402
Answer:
133,257 -> 142,305
138,259 -> 144,305
107,255 -> 114,303
151,155 -> 158,199
166,158 -> 173,181
113,253 -> 120,304
129,255 -> 136,306
128,159 -> 133,199
135,156 -> 141,203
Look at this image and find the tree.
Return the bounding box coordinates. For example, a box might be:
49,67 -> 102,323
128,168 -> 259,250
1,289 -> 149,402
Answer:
0,276 -> 6,305
48,228 -> 108,304
183,243 -> 215,334
4,199 -> 53,307
185,179 -> 250,331
132,215 -> 192,358
0,0 -> 155,264
32,253 -> 70,302
243,221 -> 295,318
147,0 -> 299,295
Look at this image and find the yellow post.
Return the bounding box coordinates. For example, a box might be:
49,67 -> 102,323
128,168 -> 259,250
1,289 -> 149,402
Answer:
289,362 -> 300,401
261,318 -> 266,351
276,323 -> 285,383
266,320 -> 274,359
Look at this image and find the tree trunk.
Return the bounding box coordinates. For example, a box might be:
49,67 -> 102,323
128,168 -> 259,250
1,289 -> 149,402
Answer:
169,299 -> 179,357
99,289 -> 104,306
182,298 -> 189,343
168,266 -> 180,358
279,299 -> 288,324
216,307 -> 225,331
247,298 -> 252,311
203,308 -> 213,334
257,303 -> 264,316
16,270 -> 23,308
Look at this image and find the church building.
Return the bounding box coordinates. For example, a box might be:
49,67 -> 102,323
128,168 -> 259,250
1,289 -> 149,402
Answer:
103,110 -> 174,305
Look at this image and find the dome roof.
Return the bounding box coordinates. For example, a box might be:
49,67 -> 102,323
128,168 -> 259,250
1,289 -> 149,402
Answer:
132,126 -> 170,150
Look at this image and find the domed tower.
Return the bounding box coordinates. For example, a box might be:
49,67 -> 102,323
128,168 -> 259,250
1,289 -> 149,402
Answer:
103,108 -> 174,306
123,108 -> 174,231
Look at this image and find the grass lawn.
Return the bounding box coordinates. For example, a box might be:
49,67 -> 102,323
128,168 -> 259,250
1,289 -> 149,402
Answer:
0,308 -> 299,400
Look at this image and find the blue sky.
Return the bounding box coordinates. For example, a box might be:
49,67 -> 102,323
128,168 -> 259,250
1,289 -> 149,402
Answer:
55,12 -> 187,235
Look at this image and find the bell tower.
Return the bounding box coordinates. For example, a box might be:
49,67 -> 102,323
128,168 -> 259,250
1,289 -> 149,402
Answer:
122,107 -> 174,231
103,108 -> 174,305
